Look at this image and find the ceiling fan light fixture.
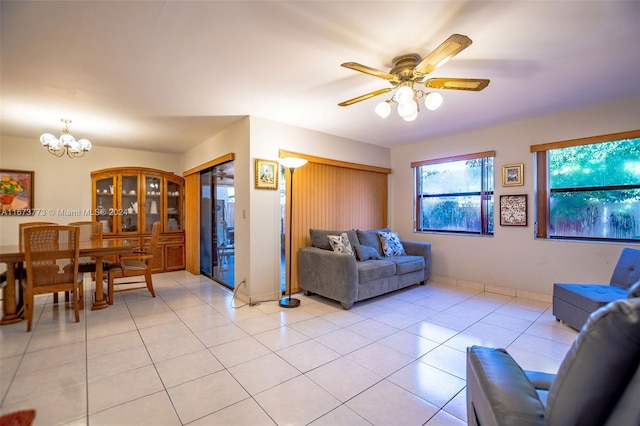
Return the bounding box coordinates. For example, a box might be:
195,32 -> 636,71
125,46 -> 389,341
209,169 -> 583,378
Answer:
424,92 -> 443,110
403,110 -> 418,122
397,99 -> 418,119
338,34 -> 488,123
375,101 -> 391,118
395,85 -> 414,104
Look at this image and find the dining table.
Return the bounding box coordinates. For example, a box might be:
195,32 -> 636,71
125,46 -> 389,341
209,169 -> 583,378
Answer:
0,239 -> 136,325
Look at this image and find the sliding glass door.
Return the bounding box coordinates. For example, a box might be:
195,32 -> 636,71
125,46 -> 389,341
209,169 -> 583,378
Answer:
200,161 -> 235,288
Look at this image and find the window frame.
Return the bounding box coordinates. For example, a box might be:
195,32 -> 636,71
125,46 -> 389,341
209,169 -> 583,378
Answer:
531,129 -> 640,242
412,150 -> 496,235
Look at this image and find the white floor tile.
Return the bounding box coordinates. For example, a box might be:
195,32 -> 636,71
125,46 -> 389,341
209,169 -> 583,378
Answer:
276,339 -> 341,373
167,370 -> 249,424
189,397 -> 276,426
306,357 -> 383,402
346,379 -> 439,426
253,375 -> 340,426
0,272 -> 581,425
228,353 -> 300,394
388,361 -> 466,408
155,348 -> 224,388
89,391 -> 181,426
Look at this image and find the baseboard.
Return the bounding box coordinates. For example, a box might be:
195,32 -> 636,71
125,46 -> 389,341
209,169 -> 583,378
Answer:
429,275 -> 552,303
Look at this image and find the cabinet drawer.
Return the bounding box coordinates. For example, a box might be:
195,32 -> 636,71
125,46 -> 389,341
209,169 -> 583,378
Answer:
158,234 -> 185,244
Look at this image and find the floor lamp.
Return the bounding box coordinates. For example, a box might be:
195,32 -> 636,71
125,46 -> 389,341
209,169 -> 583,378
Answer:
279,156 -> 308,308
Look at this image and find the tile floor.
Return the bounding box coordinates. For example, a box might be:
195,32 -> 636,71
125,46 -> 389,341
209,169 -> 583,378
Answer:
0,272 -> 578,425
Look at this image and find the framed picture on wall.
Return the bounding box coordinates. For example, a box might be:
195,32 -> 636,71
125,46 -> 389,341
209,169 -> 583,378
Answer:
0,169 -> 34,215
500,194 -> 528,226
502,163 -> 524,186
255,159 -> 279,190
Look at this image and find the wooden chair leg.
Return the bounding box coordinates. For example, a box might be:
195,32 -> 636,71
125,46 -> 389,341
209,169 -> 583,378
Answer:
108,274 -> 115,305
145,270 -> 155,298
25,290 -> 33,332
73,284 -> 80,323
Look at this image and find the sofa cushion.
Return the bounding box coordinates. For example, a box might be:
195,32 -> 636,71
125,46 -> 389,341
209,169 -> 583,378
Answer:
354,244 -> 381,261
553,283 -> 628,312
628,280 -> 640,298
545,298 -> 640,425
388,255 -> 425,275
356,228 -> 390,256
310,229 -> 357,251
327,232 -> 354,256
377,231 -> 406,257
357,259 -> 396,282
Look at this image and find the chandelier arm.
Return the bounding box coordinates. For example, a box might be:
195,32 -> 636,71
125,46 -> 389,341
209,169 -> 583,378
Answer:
48,146 -> 66,157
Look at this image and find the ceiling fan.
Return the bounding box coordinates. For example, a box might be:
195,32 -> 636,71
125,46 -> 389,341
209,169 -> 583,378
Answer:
338,34 -> 490,121
214,169 -> 234,184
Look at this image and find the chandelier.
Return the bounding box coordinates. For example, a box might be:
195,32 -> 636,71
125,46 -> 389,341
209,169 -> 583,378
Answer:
374,83 -> 443,121
40,119 -> 92,158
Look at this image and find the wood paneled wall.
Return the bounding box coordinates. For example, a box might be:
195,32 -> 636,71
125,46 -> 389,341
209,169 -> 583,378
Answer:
281,151 -> 391,292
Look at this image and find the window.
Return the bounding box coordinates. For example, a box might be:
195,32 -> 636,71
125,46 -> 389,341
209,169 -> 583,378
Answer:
532,130 -> 640,242
413,151 -> 495,235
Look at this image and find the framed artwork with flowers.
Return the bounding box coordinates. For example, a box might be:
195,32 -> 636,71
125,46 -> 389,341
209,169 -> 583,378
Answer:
0,169 -> 34,214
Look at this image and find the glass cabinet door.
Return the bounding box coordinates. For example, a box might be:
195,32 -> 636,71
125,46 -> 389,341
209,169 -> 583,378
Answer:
144,175 -> 162,233
95,175 -> 115,234
166,177 -> 183,232
119,174 -> 139,233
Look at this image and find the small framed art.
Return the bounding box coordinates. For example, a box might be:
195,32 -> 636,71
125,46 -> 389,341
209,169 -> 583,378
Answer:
500,194 -> 527,226
255,159 -> 279,190
0,169 -> 34,214
502,163 -> 524,187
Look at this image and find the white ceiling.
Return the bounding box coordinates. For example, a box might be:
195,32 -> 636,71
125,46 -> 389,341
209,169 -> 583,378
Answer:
2,1 -> 639,154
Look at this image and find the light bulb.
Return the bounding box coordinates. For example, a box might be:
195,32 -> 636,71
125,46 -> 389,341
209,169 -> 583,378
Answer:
397,99 -> 418,119
40,133 -> 56,146
68,138 -> 81,152
403,110 -> 418,121
60,133 -> 76,147
424,92 -> 443,110
78,139 -> 92,150
395,85 -> 414,104
375,101 -> 391,118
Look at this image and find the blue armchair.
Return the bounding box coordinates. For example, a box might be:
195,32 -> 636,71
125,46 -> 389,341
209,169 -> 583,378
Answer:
553,247 -> 640,330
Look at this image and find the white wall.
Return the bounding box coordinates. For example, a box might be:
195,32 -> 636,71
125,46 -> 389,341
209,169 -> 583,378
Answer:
0,135 -> 178,245
247,117 -> 391,302
390,96 -> 640,299
180,117 -> 251,299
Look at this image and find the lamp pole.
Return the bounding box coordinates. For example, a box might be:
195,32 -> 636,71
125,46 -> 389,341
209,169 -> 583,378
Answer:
279,157 -> 308,308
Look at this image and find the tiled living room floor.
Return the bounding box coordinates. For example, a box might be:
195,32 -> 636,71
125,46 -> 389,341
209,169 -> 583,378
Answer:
0,271 -> 577,425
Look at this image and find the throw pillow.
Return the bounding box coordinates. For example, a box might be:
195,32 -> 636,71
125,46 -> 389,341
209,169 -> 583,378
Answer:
354,244 -> 382,261
377,231 -> 406,257
327,232 -> 354,255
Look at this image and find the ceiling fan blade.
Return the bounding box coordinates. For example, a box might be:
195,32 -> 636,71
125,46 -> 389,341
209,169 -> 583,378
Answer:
341,62 -> 397,81
413,34 -> 473,78
423,77 -> 490,91
338,88 -> 393,106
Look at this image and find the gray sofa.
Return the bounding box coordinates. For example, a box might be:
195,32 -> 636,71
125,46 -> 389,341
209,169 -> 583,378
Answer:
298,228 -> 431,309
466,296 -> 640,426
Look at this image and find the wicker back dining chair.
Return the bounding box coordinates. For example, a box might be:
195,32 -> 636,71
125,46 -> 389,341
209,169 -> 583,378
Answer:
22,225 -> 82,332
18,221 -> 64,303
107,221 -> 159,304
